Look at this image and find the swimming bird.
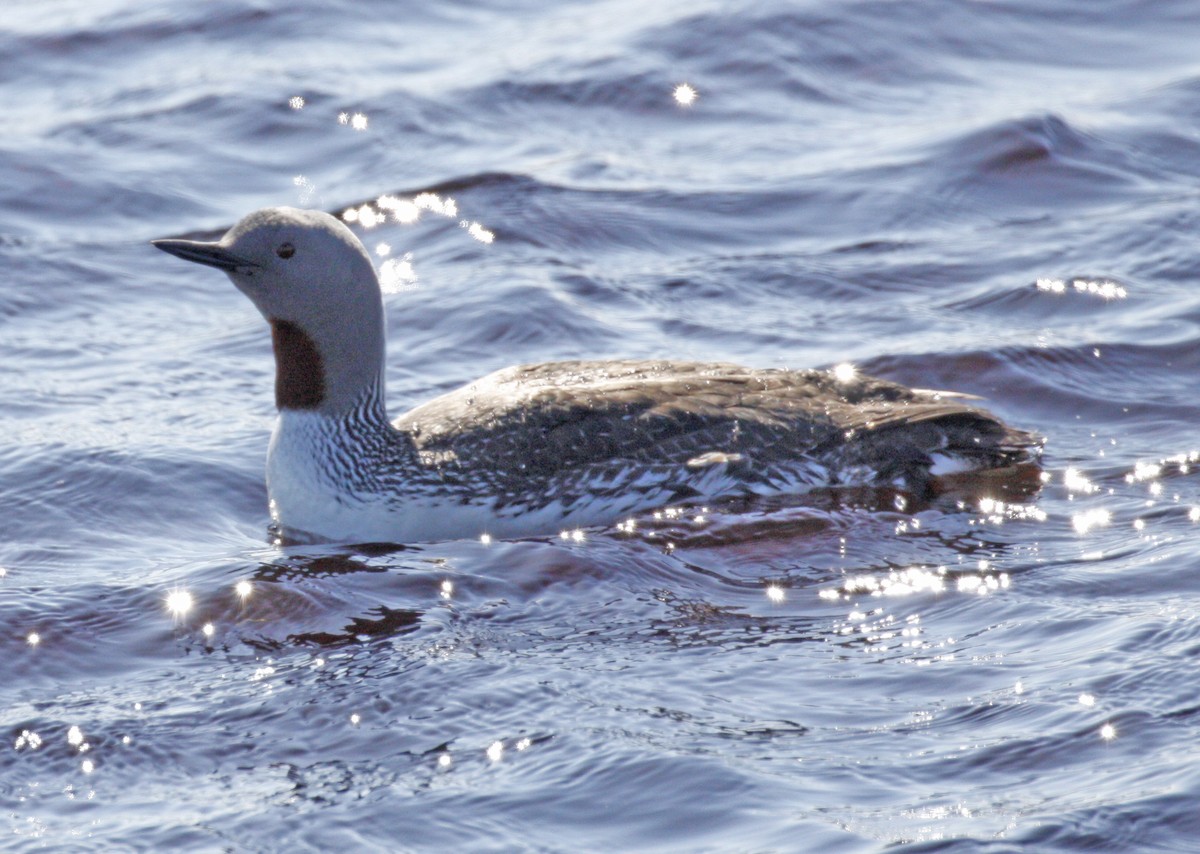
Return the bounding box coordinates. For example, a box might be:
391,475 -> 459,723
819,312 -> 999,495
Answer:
153,207 -> 1038,543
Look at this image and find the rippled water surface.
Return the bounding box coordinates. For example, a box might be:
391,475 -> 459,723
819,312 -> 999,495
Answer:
5,0 -> 1200,850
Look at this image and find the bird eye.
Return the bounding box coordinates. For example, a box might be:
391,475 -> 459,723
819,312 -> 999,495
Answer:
276,243 -> 295,259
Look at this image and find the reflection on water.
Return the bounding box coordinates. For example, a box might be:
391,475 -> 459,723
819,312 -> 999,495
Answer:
672,82 -> 698,106
165,589 -> 193,618
337,111 -> 368,131
1072,506 -> 1111,534
1036,277 -> 1129,300
339,190 -> 496,290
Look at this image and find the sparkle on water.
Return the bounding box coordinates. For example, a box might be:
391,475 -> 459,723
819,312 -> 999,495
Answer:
673,82 -> 698,106
464,220 -> 495,244
1063,466 -> 1098,494
831,362 -> 857,383
1126,460 -> 1162,483
821,560 -> 1013,607
341,192 -> 493,291
379,253 -> 418,294
1072,507 -> 1112,535
165,589 -> 193,617
292,174 -> 317,204
15,730 -> 42,750
251,665 -> 276,682
337,111 -> 368,131
1036,277 -> 1128,299
977,497 -> 1048,524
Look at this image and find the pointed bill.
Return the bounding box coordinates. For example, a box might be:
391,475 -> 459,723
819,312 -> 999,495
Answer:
152,238 -> 258,273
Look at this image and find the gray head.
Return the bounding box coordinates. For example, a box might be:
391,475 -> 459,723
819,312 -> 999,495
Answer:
154,207 -> 386,415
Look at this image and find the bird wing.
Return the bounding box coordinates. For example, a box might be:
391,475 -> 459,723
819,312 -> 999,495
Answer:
392,360 -> 1035,487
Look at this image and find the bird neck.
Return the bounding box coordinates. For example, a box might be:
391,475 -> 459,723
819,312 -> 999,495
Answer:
269,309 -> 388,421
271,319 -> 326,409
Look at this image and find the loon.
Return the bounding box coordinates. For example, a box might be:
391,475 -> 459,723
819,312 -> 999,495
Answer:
153,207 -> 1039,544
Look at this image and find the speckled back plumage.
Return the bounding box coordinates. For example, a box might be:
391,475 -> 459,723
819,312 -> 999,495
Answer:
391,359 -> 1035,508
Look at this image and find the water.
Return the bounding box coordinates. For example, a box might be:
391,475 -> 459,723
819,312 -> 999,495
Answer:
4,0 -> 1200,850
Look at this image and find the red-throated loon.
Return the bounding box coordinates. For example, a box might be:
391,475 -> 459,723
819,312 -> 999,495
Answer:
153,207 -> 1039,543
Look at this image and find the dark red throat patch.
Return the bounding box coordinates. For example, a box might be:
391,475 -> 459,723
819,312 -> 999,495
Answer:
270,319 -> 325,409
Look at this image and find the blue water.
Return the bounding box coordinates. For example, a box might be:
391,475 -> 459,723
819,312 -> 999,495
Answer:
5,0 -> 1200,850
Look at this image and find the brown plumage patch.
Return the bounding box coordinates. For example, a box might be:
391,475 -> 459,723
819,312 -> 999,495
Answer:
270,319 -> 324,409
